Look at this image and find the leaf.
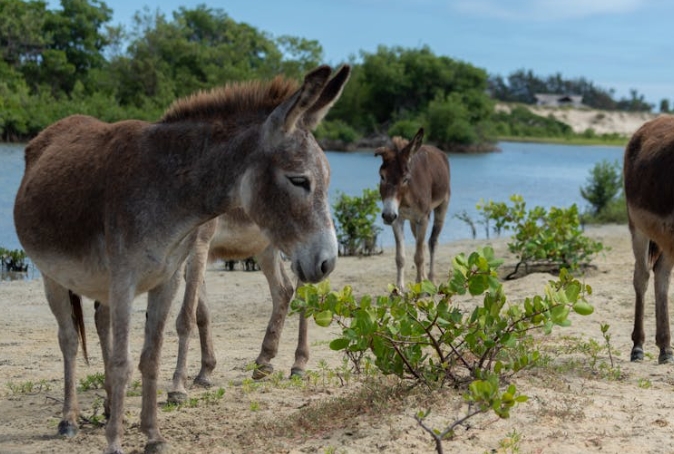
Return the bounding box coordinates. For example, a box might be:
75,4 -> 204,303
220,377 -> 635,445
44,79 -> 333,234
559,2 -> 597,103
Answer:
572,300 -> 594,316
313,309 -> 333,327
329,338 -> 350,351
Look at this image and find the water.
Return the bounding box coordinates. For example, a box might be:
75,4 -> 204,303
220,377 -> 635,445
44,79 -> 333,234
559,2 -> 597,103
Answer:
0,141 -> 624,253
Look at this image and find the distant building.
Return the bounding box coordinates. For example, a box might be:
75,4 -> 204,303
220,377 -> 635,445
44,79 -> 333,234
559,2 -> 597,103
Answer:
534,94 -> 584,108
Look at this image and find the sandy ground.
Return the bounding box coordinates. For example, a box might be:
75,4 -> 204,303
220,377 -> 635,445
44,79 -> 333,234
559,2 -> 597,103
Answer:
497,103 -> 661,136
3,224 -> 674,454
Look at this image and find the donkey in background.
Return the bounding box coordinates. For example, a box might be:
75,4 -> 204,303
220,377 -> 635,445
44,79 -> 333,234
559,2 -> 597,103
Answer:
624,115 -> 674,364
14,64 -> 350,454
375,128 -> 451,290
167,210 -> 307,404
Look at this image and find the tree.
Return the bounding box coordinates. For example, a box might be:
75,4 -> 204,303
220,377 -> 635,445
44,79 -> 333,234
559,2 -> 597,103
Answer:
580,160 -> 622,215
660,98 -> 671,114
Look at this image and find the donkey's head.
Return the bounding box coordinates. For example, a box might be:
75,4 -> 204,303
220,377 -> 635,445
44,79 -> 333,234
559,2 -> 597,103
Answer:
375,128 -> 424,225
239,65 -> 350,283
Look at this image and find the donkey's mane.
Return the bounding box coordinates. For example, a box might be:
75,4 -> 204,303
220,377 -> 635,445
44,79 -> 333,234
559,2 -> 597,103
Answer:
160,76 -> 300,123
391,136 -> 410,151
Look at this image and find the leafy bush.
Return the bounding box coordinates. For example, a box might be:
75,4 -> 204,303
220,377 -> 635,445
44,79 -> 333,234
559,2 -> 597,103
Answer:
477,195 -> 604,276
580,159 -> 624,219
292,246 -> 594,451
332,188 -> 382,256
491,106 -> 573,138
0,247 -> 28,272
388,119 -> 424,139
314,119 -> 359,144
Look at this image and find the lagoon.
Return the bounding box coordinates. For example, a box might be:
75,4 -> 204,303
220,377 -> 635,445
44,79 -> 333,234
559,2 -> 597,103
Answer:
0,141 -> 625,252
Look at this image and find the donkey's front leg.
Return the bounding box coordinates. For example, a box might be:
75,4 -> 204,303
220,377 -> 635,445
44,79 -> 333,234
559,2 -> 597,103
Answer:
140,271 -> 181,453
392,218 -> 406,290
653,253 -> 674,364
105,280 -> 136,454
412,217 -> 429,284
253,247 -> 295,379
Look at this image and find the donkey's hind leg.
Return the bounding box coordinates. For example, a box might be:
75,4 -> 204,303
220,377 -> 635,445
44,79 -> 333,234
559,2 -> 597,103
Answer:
43,276 -> 81,437
630,227 -> 651,362
94,301 -> 112,417
428,200 -> 449,283
653,248 -> 674,363
170,221 -> 216,404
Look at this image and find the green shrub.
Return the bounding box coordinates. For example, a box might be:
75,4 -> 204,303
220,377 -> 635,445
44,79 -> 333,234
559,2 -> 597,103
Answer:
0,247 -> 28,272
580,159 -> 623,219
314,119 -> 359,144
332,188 -> 382,256
477,195 -> 605,276
388,119 -> 423,139
292,246 -> 594,451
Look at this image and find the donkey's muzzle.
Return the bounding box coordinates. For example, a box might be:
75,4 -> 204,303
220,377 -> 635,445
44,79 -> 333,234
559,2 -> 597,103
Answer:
382,212 -> 397,225
294,254 -> 336,283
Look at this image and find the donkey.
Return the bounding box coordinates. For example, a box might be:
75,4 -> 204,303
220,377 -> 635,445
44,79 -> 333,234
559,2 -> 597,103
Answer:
624,115 -> 674,364
167,210 -> 306,404
375,128 -> 450,290
13,64 -> 350,454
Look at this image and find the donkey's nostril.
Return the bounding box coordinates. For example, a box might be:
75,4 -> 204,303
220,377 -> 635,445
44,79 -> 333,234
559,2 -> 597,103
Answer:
321,256 -> 336,277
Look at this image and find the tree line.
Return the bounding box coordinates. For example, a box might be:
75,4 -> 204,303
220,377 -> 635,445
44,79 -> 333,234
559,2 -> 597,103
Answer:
0,0 -> 665,149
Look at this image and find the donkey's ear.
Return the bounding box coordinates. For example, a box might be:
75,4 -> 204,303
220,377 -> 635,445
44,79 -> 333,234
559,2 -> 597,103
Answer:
409,128 -> 424,154
302,65 -> 351,130
264,65 -> 332,138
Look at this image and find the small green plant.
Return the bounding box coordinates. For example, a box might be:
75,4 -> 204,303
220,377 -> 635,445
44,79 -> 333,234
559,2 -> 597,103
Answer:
7,379 -> 51,395
126,379 -> 142,397
477,194 -> 605,277
79,396 -> 106,427
580,159 -> 622,216
0,247 -> 28,272
638,378 -> 652,389
292,246 -> 595,454
333,188 -> 383,256
78,372 -> 105,391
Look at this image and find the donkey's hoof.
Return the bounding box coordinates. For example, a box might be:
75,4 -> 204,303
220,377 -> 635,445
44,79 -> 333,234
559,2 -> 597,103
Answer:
166,391 -> 188,405
658,351 -> 674,364
289,367 -> 305,378
193,376 -> 213,388
252,364 -> 274,380
144,440 -> 170,454
57,420 -> 78,438
630,347 -> 644,362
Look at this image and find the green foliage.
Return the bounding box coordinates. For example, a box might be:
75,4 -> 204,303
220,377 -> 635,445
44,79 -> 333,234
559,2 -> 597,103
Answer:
292,247 -> 594,451
314,119 -> 359,144
477,195 -> 605,274
580,159 -> 623,216
78,372 -> 105,391
491,106 -> 572,139
388,119 -> 424,139
332,188 -> 382,256
0,247 -> 27,272
293,247 -> 593,387
7,379 -> 51,395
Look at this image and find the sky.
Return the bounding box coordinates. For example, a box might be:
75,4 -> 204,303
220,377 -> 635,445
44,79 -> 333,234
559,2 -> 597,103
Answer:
53,0 -> 673,107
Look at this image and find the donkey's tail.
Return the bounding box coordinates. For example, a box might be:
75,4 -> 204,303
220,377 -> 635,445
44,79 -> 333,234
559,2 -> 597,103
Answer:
68,290 -> 89,366
648,240 -> 662,270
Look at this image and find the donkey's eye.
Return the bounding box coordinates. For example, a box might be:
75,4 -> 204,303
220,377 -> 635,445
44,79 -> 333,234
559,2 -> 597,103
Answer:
288,176 -> 311,191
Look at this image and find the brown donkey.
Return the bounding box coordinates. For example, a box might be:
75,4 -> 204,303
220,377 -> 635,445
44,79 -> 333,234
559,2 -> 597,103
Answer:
13,65 -> 350,454
375,128 -> 450,290
624,115 -> 674,364
167,210 -> 307,404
